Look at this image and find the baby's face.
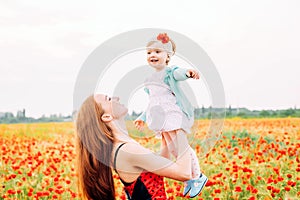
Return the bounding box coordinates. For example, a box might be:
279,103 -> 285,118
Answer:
146,44 -> 168,71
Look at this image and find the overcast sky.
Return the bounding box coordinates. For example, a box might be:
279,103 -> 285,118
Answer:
1,0 -> 299,118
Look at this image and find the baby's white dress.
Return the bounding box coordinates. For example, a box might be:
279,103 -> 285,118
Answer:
144,68 -> 194,136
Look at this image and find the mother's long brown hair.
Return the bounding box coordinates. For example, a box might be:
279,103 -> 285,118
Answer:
75,95 -> 115,200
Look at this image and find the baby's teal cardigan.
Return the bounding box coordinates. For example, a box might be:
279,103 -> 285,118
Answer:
137,66 -> 194,122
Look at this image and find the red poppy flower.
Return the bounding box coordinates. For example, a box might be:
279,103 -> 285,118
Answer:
157,33 -> 170,44
235,186 -> 242,192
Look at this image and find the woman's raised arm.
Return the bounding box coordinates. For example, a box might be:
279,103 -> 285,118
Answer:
122,130 -> 192,181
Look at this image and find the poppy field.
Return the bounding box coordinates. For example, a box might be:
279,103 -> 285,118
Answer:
0,118 -> 299,199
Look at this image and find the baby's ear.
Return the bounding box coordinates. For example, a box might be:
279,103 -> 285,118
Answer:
166,55 -> 170,63
101,113 -> 113,122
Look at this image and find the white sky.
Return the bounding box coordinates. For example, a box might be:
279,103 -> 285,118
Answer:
0,0 -> 299,118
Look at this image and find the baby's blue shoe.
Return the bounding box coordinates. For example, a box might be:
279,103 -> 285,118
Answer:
189,174 -> 208,198
183,180 -> 192,196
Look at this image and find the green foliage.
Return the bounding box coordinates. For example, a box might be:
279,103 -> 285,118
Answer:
0,115 -> 72,124
1,107 -> 300,124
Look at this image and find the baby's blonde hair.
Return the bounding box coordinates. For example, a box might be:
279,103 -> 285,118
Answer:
166,39 -> 176,65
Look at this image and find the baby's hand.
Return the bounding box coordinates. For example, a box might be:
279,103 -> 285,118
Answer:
134,119 -> 145,131
186,69 -> 200,79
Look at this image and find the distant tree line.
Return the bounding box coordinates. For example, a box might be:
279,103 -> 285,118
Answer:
223,106 -> 300,119
1,107 -> 300,124
0,109 -> 72,124
126,106 -> 300,120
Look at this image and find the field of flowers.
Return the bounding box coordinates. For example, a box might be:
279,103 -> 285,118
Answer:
0,118 -> 299,199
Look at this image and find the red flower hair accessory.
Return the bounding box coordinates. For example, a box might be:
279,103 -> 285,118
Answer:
157,33 -> 170,44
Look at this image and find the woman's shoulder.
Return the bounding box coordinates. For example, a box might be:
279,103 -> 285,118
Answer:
121,142 -> 150,154
113,142 -> 153,169
114,141 -> 147,154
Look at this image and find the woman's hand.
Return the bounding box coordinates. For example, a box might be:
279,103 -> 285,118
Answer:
134,119 -> 145,131
160,133 -> 170,159
186,69 -> 200,79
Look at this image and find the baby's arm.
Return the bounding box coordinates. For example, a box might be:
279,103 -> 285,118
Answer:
173,67 -> 200,80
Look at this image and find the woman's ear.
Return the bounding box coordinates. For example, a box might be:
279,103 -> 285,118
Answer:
101,113 -> 113,122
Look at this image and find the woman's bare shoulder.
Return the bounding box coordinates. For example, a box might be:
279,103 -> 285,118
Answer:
119,142 -> 151,155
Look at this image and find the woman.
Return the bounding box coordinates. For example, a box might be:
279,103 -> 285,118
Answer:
76,94 -> 193,200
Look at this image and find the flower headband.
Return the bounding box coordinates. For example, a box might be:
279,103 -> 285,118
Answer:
147,33 -> 174,56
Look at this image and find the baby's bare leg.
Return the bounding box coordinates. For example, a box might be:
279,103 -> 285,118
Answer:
189,147 -> 201,179
171,130 -> 201,179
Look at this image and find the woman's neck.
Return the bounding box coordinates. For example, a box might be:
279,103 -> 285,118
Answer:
109,118 -> 136,143
114,133 -> 135,143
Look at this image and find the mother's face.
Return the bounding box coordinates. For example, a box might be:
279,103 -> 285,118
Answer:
94,94 -> 128,119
